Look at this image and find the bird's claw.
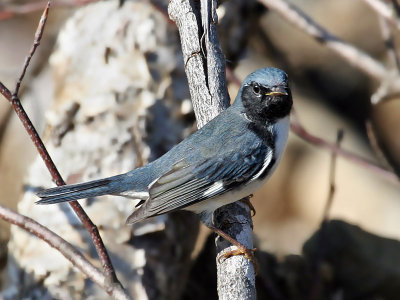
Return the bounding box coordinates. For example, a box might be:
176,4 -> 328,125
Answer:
218,245 -> 259,274
240,196 -> 256,216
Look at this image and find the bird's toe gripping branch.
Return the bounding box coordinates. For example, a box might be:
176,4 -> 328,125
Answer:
208,225 -> 258,273
240,195 -> 256,217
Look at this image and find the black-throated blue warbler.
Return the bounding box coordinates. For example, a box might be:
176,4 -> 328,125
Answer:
37,67 -> 293,258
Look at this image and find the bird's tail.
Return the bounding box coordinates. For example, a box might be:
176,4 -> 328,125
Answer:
36,174 -> 129,205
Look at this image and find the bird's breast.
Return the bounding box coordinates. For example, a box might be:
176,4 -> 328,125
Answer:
186,115 -> 290,216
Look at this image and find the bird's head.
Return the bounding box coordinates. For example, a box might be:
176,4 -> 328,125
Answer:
234,67 -> 293,124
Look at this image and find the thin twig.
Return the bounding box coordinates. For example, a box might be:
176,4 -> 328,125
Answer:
0,205 -> 131,300
290,118 -> 398,184
363,0 -> 400,31
0,2 -> 121,290
322,129 -> 343,219
14,1 -> 50,96
309,129 -> 343,300
378,15 -> 400,71
258,0 -> 388,81
2,82 -> 122,290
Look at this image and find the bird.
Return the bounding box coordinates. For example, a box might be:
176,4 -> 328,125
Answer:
37,67 -> 293,260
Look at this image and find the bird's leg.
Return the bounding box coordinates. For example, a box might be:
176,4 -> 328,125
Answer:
207,225 -> 257,269
240,194 -> 256,216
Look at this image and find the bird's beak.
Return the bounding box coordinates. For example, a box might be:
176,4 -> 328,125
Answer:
265,87 -> 288,97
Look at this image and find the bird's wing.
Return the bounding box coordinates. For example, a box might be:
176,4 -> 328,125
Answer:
142,139 -> 273,217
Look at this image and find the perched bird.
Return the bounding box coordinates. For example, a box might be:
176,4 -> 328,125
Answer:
37,67 -> 292,258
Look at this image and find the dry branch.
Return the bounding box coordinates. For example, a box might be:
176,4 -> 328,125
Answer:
0,205 -> 130,299
259,0 -> 388,81
0,0 -> 121,292
364,0 -> 400,31
169,0 -> 256,298
290,119 -> 398,184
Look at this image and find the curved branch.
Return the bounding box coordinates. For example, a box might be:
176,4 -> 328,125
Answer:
0,205 -> 130,300
0,1 -> 120,289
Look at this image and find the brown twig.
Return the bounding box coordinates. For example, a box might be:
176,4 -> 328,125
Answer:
0,205 -> 130,300
258,0 -> 388,81
14,1 -> 50,96
290,118 -> 398,184
0,1 -> 121,290
322,129 -> 343,219
309,129 -> 343,300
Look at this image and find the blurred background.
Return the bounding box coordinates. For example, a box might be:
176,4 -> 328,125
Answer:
0,0 -> 400,299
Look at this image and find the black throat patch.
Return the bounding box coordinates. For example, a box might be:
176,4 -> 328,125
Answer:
241,84 -> 293,124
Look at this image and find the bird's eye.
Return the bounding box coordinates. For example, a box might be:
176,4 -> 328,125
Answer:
252,84 -> 261,95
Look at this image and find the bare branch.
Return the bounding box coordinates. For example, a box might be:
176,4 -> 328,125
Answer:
0,205 -> 131,300
378,15 -> 400,71
323,129 -> 343,219
258,0 -> 388,81
201,0 -> 231,112
14,1 -> 50,96
290,118 -> 398,184
169,0 -> 256,298
1,81 -> 122,291
364,0 -> 400,30
309,130 -> 343,300
0,2 -> 121,289
169,0 -> 223,127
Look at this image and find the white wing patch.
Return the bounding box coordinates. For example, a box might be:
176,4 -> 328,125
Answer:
251,115 -> 290,182
118,190 -> 149,200
203,181 -> 224,197
250,149 -> 273,181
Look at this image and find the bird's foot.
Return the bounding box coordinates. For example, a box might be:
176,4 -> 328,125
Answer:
240,195 -> 256,216
219,244 -> 259,274
219,244 -> 257,262
208,225 -> 258,273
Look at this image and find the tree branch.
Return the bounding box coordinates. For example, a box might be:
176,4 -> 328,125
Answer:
0,205 -> 130,300
14,1 -> 50,96
0,1 -> 121,290
290,118 -> 398,184
363,0 -> 400,31
258,0 -> 388,81
377,15 -> 400,71
168,0 -> 256,298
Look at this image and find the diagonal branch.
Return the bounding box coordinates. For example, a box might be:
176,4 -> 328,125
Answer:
14,1 -> 50,96
258,0 -> 388,81
378,15 -> 400,71
363,0 -> 400,31
309,129 -> 343,300
0,1 -> 121,290
0,205 -> 130,300
290,119 -> 398,184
